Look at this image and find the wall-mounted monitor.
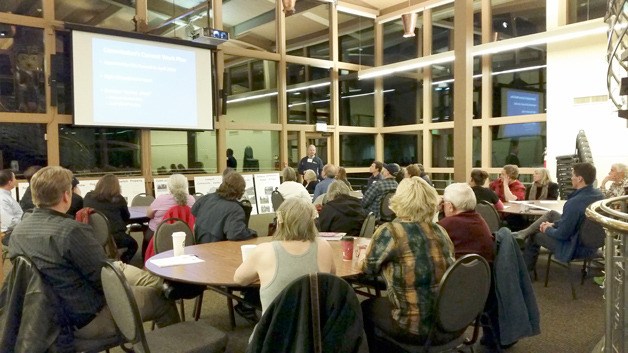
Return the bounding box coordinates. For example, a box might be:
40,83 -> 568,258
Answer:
501,88 -> 543,117
71,27 -> 214,130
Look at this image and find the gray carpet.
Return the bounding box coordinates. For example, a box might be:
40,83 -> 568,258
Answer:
1,232 -> 606,353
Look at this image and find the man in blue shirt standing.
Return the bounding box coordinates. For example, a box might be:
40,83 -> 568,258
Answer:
516,162 -> 604,272
297,144 -> 324,180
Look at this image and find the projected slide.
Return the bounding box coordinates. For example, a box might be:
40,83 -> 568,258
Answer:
505,89 -> 541,116
93,38 -> 196,125
72,29 -> 213,130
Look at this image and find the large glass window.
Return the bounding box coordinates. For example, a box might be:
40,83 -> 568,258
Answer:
491,0 -> 546,39
568,0 -> 606,24
226,130 -> 280,172
339,134 -> 374,167
432,4 -> 454,53
0,25 -> 45,113
1,1 -> 43,17
286,4 -> 330,60
150,130 -> 216,175
226,59 -> 278,124
432,63 -> 453,122
339,13 -> 374,66
384,75 -> 422,126
339,71 -> 374,127
383,16 -> 421,65
491,123 -> 546,168
287,65 -> 330,124
0,123 -> 47,178
384,134 -> 421,166
55,0 -> 134,31
431,129 -> 453,168
60,125 -> 141,176
492,49 -> 546,117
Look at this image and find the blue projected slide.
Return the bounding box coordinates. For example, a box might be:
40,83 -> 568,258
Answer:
505,89 -> 541,116
92,38 -> 196,126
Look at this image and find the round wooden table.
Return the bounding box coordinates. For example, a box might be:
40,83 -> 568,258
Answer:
502,200 -> 566,216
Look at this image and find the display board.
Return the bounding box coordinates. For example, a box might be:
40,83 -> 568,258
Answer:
119,178 -> 146,206
153,177 -> 169,198
252,173 -> 281,214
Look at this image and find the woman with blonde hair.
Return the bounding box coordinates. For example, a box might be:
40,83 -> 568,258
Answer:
359,176 -> 455,351
303,169 -> 319,194
526,168 -> 558,200
318,181 -> 365,237
234,197 -> 335,314
83,174 -> 136,263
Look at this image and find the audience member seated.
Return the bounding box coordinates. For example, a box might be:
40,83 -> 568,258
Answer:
490,165 -> 526,230
83,174 -> 137,264
366,161 -> 383,189
416,164 -> 433,186
470,169 -> 504,211
438,183 -> 495,262
303,169 -> 319,194
361,162 -> 399,220
526,168 -> 558,200
359,176 -> 455,351
146,174 -> 195,254
8,166 -> 180,342
234,197 -> 335,316
317,181 -> 366,237
336,166 -> 353,190
18,165 -> 42,212
313,164 -> 338,200
395,166 -> 405,183
277,167 -> 311,202
515,163 -> 604,274
193,171 -> 258,321
599,163 -> 628,198
404,164 -> 420,178
0,170 -> 23,238
67,177 -> 84,218
490,164 -> 525,203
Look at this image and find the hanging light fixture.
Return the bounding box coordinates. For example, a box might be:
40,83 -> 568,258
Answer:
401,13 -> 417,38
282,0 -> 296,15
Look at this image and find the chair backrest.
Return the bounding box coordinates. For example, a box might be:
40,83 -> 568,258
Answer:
239,199 -> 253,226
379,191 -> 396,222
193,192 -> 204,201
130,193 -> 155,207
21,209 -> 33,220
154,217 -> 194,254
435,254 -> 491,335
87,210 -> 118,259
100,261 -> 150,351
475,200 -> 501,233
578,218 -> 606,249
359,212 -> 376,238
271,188 -> 284,211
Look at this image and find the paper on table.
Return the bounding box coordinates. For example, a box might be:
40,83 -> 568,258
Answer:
150,255 -> 205,268
318,232 -> 346,241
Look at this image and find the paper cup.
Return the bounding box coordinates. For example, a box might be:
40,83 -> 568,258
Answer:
341,236 -> 354,261
241,244 -> 257,262
172,231 -> 186,256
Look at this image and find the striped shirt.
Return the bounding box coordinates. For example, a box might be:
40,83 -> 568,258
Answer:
361,177 -> 398,219
362,221 -> 455,336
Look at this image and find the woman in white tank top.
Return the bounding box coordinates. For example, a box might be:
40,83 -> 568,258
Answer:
234,197 -> 336,314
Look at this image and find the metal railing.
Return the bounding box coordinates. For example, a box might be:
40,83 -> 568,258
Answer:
586,195 -> 628,353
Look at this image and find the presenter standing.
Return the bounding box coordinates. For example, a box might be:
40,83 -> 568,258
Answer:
297,144 -> 324,180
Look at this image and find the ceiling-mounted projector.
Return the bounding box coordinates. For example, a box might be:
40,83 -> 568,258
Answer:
193,27 -> 229,46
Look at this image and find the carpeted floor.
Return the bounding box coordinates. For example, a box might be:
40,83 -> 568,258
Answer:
1,231 -> 606,353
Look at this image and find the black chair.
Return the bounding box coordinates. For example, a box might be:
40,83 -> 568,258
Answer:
239,199 -> 253,227
377,254 -> 491,353
475,200 -> 502,233
100,260 -> 228,353
86,209 -> 119,260
379,190 -> 396,222
131,192 -> 155,207
0,255 -> 123,352
359,212 -> 377,238
248,273 -> 368,353
544,219 -> 606,300
270,188 -> 284,212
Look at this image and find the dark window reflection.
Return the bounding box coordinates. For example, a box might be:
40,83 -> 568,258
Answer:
383,76 -> 422,126
339,72 -> 374,127
432,129 -> 453,168
59,126 -> 141,176
384,134 -> 419,166
0,25 -> 45,113
0,123 -> 47,177
339,134 -> 374,167
490,123 -> 546,168
0,1 -> 43,17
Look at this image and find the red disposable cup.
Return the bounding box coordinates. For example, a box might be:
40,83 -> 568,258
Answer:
341,236 -> 354,261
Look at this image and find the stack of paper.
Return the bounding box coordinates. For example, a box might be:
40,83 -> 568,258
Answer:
150,255 -> 205,268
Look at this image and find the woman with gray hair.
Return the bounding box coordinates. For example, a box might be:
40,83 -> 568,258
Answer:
277,167 -> 311,201
146,174 -> 195,241
318,181 -> 366,237
234,197 -> 335,314
438,183 -> 495,262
